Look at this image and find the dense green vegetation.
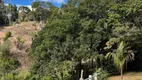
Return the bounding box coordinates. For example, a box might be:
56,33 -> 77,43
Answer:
1,0 -> 142,80
0,0 -> 18,26
30,0 -> 142,80
0,41 -> 19,78
0,0 -> 55,26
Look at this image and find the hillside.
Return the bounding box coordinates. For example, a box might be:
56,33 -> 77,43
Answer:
0,21 -> 41,70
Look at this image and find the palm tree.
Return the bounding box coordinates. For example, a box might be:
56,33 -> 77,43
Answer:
106,41 -> 134,80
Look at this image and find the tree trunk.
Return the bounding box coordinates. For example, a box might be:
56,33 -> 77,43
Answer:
120,68 -> 123,80
61,72 -> 63,80
92,59 -> 94,68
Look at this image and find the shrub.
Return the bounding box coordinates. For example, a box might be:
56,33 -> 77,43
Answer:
29,32 -> 38,40
32,23 -> 36,26
5,31 -> 12,38
103,60 -> 118,75
15,36 -> 25,50
15,19 -> 20,24
0,41 -> 19,77
15,69 -> 31,80
0,73 -> 16,80
0,41 -> 10,58
3,32 -> 12,41
3,35 -> 9,41
0,70 -> 31,80
94,68 -> 109,80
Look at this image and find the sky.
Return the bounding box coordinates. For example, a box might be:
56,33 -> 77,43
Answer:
4,0 -> 67,9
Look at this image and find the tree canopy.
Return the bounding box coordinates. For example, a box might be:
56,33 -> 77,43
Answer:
30,0 -> 142,79
1,0 -> 142,80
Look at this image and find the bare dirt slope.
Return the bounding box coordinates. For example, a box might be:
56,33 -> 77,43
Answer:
0,21 -> 41,70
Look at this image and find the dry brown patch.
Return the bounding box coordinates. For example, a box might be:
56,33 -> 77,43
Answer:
0,21 -> 42,70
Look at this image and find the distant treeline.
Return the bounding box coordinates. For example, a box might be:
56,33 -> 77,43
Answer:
0,0 -> 57,26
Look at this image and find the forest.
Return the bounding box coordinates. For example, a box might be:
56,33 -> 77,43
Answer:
0,0 -> 142,80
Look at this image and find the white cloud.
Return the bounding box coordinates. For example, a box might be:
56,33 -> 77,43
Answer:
4,4 -> 8,6
16,4 -> 32,10
5,0 -> 65,10
48,0 -> 65,3
32,0 -> 65,4
26,5 -> 32,10
4,4 -> 32,10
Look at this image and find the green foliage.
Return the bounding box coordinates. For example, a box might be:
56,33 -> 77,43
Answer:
0,41 -> 19,77
30,1 -> 57,22
30,1 -> 108,79
0,70 -> 31,80
105,41 -> 134,80
3,36 -> 9,41
0,1 -> 8,25
3,31 -> 12,41
15,36 -> 25,50
0,73 -> 16,80
31,2 -> 40,9
0,2 -> 18,26
95,68 -> 109,80
106,42 -> 126,70
7,4 -> 18,22
18,6 -> 31,21
5,31 -> 12,37
30,0 -> 142,79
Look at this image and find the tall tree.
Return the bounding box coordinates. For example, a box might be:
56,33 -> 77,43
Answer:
31,1 -> 39,9
30,0 -> 110,79
18,6 -> 31,21
106,42 -> 134,80
0,0 -> 6,26
6,4 -> 18,22
30,0 -> 142,79
0,0 -> 3,3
